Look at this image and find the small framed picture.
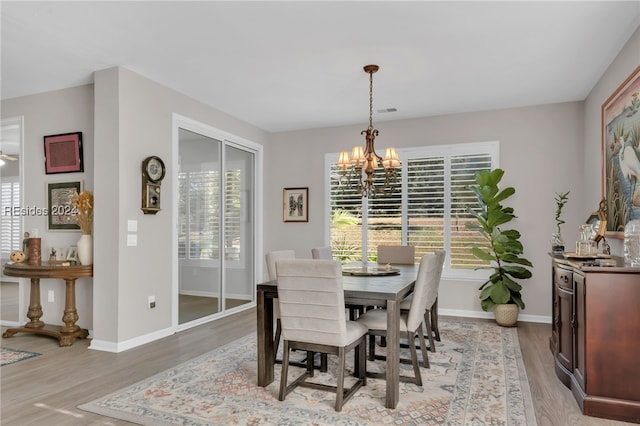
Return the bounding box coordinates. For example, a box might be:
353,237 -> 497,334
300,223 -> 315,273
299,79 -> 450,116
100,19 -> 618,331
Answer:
66,246 -> 78,261
47,180 -> 82,231
283,187 -> 308,222
44,131 -> 84,174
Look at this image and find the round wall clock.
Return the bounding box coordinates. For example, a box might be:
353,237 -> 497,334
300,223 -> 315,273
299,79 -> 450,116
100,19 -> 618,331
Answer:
142,156 -> 166,183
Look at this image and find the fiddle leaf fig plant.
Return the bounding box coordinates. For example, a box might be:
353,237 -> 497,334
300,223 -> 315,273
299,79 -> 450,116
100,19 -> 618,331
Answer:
466,168 -> 533,312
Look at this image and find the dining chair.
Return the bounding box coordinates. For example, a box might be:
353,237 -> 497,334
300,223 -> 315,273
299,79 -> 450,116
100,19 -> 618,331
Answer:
356,252 -> 440,386
276,259 -> 368,412
265,250 -> 295,357
399,250 -> 446,357
311,246 -> 333,260
377,245 -> 416,265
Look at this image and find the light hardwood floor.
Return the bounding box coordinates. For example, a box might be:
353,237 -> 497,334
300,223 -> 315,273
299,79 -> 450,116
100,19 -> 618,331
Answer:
1,313 -> 634,425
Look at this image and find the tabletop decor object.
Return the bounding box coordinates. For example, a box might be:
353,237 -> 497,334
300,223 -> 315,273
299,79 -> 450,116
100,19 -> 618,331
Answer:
72,190 -> 93,265
551,191 -> 569,254
466,168 -> 533,326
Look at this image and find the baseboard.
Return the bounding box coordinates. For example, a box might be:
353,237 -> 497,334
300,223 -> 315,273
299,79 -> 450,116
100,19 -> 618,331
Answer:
89,326 -> 174,353
439,308 -> 551,324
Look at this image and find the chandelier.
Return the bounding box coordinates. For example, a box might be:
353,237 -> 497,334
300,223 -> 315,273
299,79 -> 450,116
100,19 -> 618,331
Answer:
337,64 -> 400,198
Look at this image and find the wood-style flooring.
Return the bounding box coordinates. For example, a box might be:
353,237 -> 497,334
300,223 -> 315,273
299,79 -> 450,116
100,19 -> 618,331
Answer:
1,313 -> 634,425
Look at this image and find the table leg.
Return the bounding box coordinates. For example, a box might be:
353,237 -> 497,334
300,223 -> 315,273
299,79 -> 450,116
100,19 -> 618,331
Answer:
257,289 -> 275,386
386,299 -> 400,409
25,278 -> 45,328
61,278 -> 80,333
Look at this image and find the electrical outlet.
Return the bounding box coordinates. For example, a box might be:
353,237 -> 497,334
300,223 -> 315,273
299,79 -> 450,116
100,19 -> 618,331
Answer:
48,290 -> 54,303
148,295 -> 156,309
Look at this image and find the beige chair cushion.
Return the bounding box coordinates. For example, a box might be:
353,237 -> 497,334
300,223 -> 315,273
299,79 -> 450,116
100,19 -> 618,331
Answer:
265,250 -> 295,319
377,245 -> 416,265
311,246 -> 332,260
276,259 -> 367,347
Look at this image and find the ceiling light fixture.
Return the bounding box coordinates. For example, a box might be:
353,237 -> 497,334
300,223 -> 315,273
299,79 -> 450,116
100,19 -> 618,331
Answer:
337,64 -> 400,198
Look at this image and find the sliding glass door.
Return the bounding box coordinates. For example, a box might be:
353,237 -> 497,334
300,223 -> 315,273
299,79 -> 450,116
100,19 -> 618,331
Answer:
177,127 -> 255,326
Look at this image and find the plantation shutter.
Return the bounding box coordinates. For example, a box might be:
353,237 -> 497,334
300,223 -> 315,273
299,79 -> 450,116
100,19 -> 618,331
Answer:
1,179 -> 20,256
224,169 -> 242,261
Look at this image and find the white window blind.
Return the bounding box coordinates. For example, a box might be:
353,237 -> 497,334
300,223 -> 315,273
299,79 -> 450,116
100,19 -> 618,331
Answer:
328,141 -> 498,277
1,178 -> 20,256
178,169 -> 242,261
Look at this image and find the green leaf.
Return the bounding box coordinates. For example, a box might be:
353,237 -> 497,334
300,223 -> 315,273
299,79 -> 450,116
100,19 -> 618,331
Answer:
489,281 -> 510,304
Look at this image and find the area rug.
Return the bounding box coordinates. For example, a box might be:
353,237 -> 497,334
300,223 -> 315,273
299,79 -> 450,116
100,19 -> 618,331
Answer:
79,319 -> 537,425
0,347 -> 41,366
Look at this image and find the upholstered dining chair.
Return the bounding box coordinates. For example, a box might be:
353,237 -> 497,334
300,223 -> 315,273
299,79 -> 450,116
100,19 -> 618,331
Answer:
400,250 -> 446,358
311,246 -> 333,260
276,259 -> 368,412
265,250 -> 295,357
377,245 -> 416,265
356,252 -> 441,386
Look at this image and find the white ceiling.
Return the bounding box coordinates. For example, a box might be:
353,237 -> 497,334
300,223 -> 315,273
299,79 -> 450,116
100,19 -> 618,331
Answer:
2,1 -> 640,142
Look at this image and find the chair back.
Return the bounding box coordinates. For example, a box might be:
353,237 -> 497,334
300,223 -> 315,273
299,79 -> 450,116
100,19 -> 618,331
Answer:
265,250 -> 295,281
406,250 -> 446,330
377,245 -> 416,264
311,246 -> 333,260
276,259 -> 348,346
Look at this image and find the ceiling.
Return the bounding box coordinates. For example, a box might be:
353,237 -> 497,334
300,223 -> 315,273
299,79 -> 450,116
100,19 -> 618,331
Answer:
2,1 -> 640,147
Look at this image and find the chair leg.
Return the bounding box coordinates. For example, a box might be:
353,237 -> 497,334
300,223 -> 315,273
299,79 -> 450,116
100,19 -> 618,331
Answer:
406,331 -> 423,387
368,335 -> 376,361
416,324 -> 430,369
279,341 -> 290,401
358,339 -> 367,385
424,310 -> 436,353
335,347 -> 346,412
431,299 -> 440,341
274,318 -> 282,356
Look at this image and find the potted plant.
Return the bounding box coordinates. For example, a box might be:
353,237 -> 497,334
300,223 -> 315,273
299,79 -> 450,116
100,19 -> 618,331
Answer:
466,168 -> 533,326
552,191 -> 570,254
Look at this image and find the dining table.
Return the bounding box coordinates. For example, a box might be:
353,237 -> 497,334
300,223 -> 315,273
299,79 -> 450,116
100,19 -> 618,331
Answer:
256,262 -> 417,409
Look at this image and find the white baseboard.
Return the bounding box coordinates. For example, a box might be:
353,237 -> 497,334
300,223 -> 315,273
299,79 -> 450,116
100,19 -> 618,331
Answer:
89,326 -> 174,353
439,308 -> 551,324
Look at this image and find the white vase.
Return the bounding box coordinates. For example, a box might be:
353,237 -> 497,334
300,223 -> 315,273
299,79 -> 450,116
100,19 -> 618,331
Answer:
77,234 -> 93,265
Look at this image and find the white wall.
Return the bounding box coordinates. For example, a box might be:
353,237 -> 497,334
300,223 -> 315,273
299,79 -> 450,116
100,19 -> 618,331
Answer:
1,85 -> 95,328
266,102 -> 585,320
91,67 -> 267,350
583,25 -> 640,255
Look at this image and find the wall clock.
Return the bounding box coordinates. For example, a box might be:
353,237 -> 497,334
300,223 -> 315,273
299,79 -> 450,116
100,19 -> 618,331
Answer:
141,156 -> 165,214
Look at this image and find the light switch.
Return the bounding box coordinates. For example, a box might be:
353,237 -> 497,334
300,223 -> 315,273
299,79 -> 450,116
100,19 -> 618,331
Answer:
127,234 -> 138,246
127,220 -> 138,232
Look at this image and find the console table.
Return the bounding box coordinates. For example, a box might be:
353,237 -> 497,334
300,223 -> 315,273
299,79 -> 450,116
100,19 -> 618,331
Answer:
550,255 -> 640,423
2,262 -> 92,346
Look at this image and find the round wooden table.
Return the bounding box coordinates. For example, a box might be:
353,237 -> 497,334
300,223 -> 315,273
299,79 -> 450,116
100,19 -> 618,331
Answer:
2,261 -> 92,346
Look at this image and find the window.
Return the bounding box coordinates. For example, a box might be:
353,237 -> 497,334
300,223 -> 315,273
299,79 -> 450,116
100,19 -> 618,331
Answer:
327,141 -> 499,278
1,177 -> 20,257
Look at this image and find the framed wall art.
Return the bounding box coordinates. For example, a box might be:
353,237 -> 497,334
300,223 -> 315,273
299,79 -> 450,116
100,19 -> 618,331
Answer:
44,131 -> 84,174
602,65 -> 640,237
47,180 -> 82,230
283,187 -> 308,222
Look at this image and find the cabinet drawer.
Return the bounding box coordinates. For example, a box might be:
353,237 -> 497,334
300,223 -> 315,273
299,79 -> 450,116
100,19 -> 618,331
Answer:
554,267 -> 573,291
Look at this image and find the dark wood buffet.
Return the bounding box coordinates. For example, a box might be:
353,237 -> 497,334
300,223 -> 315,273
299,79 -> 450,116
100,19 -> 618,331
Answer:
550,255 -> 640,423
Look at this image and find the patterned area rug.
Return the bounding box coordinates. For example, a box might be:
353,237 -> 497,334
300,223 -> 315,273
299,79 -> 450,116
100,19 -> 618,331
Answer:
1,347 -> 41,366
79,319 -> 537,425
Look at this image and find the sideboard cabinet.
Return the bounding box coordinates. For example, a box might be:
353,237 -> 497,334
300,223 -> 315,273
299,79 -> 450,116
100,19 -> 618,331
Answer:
550,256 -> 640,423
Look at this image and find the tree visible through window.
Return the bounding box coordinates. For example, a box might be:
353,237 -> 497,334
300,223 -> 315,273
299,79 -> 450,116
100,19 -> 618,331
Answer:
328,141 -> 498,277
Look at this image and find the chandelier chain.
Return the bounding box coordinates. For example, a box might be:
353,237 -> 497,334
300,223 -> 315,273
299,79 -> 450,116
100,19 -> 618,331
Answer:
369,69 -> 374,130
